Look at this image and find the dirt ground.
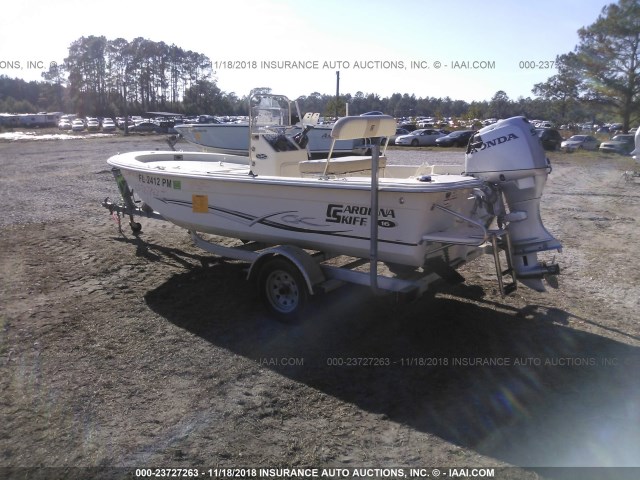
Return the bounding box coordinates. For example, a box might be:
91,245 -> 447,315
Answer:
1,133 -> 639,480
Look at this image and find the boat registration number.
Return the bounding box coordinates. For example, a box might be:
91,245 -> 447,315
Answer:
138,174 -> 181,190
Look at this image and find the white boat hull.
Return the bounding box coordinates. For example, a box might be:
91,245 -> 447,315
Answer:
108,150 -> 487,268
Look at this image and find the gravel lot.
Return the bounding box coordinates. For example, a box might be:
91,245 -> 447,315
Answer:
1,133 -> 639,480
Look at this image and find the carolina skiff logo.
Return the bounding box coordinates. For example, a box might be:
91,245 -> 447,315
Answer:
326,204 -> 397,227
470,133 -> 519,152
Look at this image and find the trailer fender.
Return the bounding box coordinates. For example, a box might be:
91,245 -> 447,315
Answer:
248,245 -> 325,295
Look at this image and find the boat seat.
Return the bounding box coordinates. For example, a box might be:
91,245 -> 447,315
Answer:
298,155 -> 387,175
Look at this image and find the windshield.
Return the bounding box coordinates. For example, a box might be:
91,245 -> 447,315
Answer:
249,92 -> 292,135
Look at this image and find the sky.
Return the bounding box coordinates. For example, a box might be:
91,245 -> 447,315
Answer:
0,0 -> 610,103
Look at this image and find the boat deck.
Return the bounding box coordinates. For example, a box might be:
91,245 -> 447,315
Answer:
148,160 -> 249,175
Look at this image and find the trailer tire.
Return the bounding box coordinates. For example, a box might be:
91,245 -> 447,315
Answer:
258,258 -> 308,322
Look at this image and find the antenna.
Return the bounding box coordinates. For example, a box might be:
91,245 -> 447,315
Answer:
335,71 -> 340,118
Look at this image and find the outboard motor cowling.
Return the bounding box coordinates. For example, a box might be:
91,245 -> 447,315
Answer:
465,117 -> 561,291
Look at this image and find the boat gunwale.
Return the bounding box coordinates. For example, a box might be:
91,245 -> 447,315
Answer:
107,151 -> 482,193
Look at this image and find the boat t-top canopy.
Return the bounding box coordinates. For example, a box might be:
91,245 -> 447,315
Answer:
145,111 -> 184,118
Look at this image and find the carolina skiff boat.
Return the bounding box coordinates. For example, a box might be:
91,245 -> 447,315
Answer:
104,91 -> 561,320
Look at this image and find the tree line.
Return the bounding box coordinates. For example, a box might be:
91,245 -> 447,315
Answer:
0,72 -> 606,126
1,0 -> 638,128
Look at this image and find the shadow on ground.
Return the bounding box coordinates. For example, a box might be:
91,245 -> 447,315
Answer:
145,260 -> 640,476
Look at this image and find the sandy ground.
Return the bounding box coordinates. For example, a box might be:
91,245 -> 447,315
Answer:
1,133 -> 639,480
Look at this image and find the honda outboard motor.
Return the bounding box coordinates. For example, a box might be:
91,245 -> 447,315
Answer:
465,117 -> 561,291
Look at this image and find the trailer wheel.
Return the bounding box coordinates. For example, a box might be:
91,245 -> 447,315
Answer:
258,258 -> 308,322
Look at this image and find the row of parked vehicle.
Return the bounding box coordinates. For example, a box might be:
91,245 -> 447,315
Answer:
386,127 -> 475,147
58,117 -> 117,132
57,116 -> 164,133
559,133 -> 637,154
388,123 -> 638,155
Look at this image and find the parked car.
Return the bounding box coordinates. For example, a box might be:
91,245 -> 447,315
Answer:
101,118 -> 116,132
197,115 -> 221,124
71,119 -> 85,132
599,134 -> 635,155
395,128 -> 445,146
382,128 -> 410,145
58,119 -> 72,130
536,128 -> 564,151
416,119 -> 435,128
130,121 -> 160,133
398,123 -> 417,132
435,130 -> 475,147
86,118 -> 100,131
560,135 -> 599,152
